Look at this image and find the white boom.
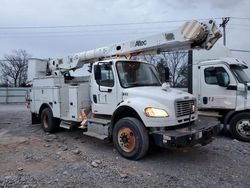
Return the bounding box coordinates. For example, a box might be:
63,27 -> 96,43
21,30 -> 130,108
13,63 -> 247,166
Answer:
48,20 -> 221,74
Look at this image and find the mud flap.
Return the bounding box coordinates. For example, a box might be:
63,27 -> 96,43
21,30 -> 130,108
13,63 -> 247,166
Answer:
31,113 -> 40,124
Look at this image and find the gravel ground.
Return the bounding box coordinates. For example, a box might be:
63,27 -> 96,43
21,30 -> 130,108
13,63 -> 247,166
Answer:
0,104 -> 249,188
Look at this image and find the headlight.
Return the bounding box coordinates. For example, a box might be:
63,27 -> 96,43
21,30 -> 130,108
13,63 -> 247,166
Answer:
144,107 -> 169,118
191,104 -> 196,113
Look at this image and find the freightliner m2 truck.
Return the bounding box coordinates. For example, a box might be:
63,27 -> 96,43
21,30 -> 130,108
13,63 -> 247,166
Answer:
27,20 -> 222,160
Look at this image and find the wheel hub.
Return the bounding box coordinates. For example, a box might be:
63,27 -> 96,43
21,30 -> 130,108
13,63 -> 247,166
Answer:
118,127 -> 136,152
43,115 -> 49,129
243,124 -> 250,132
121,135 -> 129,143
237,120 -> 250,137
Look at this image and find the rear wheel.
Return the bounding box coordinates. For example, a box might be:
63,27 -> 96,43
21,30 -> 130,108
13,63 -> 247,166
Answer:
230,113 -> 250,142
41,108 -> 60,133
112,117 -> 149,160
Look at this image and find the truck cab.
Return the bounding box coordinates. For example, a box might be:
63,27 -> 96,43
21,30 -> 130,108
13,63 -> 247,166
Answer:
193,55 -> 250,141
91,59 -> 197,126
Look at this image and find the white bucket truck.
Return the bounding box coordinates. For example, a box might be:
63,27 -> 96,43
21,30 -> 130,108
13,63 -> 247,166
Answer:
27,20 -> 222,159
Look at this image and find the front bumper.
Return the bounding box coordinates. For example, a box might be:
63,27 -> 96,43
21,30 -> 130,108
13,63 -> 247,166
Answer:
151,122 -> 221,148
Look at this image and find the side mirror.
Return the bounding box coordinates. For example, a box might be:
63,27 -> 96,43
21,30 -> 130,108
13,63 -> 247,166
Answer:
216,72 -> 229,87
237,83 -> 246,92
94,65 -> 101,81
164,67 -> 170,82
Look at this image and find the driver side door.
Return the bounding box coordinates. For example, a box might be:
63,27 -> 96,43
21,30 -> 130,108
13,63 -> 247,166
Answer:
91,62 -> 117,115
199,64 -> 236,110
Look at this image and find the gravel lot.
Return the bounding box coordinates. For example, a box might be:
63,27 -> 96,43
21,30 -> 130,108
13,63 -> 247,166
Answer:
0,104 -> 249,188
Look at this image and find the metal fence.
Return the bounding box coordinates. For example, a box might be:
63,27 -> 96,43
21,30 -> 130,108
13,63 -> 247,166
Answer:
0,87 -> 30,103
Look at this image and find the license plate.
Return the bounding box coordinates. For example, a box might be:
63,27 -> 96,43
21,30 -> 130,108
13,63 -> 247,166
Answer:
195,132 -> 203,139
163,135 -> 171,143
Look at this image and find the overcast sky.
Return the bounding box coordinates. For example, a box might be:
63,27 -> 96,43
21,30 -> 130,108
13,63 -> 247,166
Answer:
0,0 -> 250,64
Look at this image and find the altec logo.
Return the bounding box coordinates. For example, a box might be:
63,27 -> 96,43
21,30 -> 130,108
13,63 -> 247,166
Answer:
135,40 -> 147,47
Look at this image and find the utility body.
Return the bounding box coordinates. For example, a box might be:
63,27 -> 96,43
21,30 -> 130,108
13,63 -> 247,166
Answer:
27,20 -> 222,159
190,44 -> 250,142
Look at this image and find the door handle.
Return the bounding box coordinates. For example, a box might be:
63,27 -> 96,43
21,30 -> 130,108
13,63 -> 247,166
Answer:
203,97 -> 208,104
99,86 -> 112,93
93,95 -> 97,103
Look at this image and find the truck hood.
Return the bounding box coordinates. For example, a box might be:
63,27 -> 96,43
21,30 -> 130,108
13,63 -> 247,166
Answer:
121,86 -> 197,128
123,86 -> 195,102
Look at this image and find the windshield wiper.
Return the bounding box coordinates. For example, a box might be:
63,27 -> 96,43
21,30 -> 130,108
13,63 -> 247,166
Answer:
145,83 -> 161,86
127,83 -> 160,87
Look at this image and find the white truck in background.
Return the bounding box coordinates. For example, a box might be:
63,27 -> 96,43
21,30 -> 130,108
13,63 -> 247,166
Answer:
188,44 -> 250,142
27,20 -> 222,160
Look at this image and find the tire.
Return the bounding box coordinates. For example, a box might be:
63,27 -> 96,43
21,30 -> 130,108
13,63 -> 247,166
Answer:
40,108 -> 60,133
230,112 -> 250,142
112,117 -> 149,160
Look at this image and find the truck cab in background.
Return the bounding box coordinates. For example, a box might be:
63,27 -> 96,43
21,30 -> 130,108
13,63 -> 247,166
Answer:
193,44 -> 250,142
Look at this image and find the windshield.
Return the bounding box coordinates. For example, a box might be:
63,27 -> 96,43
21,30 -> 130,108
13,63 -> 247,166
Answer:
230,65 -> 250,83
116,61 -> 161,88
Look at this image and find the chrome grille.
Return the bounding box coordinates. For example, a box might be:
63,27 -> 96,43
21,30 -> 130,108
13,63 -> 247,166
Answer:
175,100 -> 195,117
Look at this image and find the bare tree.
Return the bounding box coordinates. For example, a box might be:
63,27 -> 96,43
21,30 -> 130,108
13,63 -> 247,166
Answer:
141,52 -> 188,87
154,58 -> 167,82
0,49 -> 31,87
156,52 -> 187,87
142,54 -> 159,66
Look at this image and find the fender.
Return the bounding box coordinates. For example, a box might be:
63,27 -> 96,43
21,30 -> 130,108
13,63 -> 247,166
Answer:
223,110 -> 235,128
111,97 -> 173,130
223,110 -> 250,129
39,103 -> 53,117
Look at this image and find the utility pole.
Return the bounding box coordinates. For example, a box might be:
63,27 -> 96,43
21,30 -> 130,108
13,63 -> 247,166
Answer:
6,78 -> 9,104
187,50 -> 193,94
220,17 -> 230,46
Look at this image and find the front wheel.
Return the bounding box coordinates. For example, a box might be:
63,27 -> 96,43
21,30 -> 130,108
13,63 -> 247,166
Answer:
230,113 -> 250,142
112,117 -> 149,160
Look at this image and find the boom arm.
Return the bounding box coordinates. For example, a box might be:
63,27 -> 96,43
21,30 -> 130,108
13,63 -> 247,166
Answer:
48,20 -> 221,74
